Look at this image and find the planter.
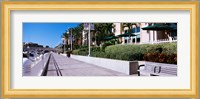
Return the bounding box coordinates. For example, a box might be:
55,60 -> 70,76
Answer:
71,55 -> 144,75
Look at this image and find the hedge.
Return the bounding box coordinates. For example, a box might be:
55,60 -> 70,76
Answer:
72,46 -> 102,56
72,42 -> 177,64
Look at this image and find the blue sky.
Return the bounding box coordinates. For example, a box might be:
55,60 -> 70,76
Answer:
23,23 -> 80,48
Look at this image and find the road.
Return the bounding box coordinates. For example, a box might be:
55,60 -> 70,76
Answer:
46,53 -> 128,76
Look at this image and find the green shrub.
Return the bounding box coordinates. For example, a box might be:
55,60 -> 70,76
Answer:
161,43 -> 177,54
91,47 -> 101,52
72,49 -> 88,56
91,51 -> 108,58
102,40 -> 115,50
72,46 -> 102,56
105,42 -> 177,64
105,44 -> 147,61
72,49 -> 79,55
73,42 -> 177,64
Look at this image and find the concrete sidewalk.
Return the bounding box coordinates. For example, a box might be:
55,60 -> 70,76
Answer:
51,53 -> 128,76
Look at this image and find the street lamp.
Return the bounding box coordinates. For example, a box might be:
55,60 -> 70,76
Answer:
70,28 -> 73,51
62,37 -> 66,54
84,23 -> 94,57
88,23 -> 91,56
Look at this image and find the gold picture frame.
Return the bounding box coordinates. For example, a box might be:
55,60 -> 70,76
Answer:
1,2 -> 199,98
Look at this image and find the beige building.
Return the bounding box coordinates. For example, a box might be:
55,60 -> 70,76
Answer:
112,23 -> 123,43
140,23 -> 177,44
113,23 -> 140,44
112,23 -> 177,44
81,23 -> 177,46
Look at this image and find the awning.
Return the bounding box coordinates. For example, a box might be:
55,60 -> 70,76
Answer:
104,36 -> 119,40
142,24 -> 177,31
116,32 -> 136,37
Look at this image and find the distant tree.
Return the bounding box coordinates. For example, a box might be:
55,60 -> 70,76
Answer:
45,46 -> 49,48
61,23 -> 115,47
71,23 -> 83,45
61,23 -> 83,50
61,30 -> 69,45
94,23 -> 114,46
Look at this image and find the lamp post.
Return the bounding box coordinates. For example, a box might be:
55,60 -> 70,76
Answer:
88,23 -> 91,56
70,29 -> 73,51
62,37 -> 66,54
84,23 -> 94,57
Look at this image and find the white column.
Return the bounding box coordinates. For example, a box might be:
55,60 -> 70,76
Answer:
130,37 -> 133,44
122,37 -> 124,44
150,31 -> 154,44
135,36 -> 137,44
154,31 -> 157,42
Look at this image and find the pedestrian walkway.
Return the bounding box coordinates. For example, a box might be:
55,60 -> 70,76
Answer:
49,53 -> 128,76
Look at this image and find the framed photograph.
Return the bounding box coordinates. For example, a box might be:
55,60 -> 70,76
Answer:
1,1 -> 199,98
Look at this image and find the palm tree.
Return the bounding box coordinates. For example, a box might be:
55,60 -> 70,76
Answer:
61,30 -> 70,52
61,30 -> 69,45
93,23 -> 114,46
71,24 -> 83,45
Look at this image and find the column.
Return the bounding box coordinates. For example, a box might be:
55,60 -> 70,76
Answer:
154,31 -> 157,42
150,31 -> 154,44
135,36 -> 137,44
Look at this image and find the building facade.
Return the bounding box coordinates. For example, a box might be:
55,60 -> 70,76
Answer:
112,23 -> 177,44
140,23 -> 177,44
81,23 -> 177,47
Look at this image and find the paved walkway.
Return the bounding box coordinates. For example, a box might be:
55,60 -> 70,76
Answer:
48,53 -> 128,76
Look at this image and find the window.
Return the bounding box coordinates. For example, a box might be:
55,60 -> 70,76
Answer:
137,27 -> 140,32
